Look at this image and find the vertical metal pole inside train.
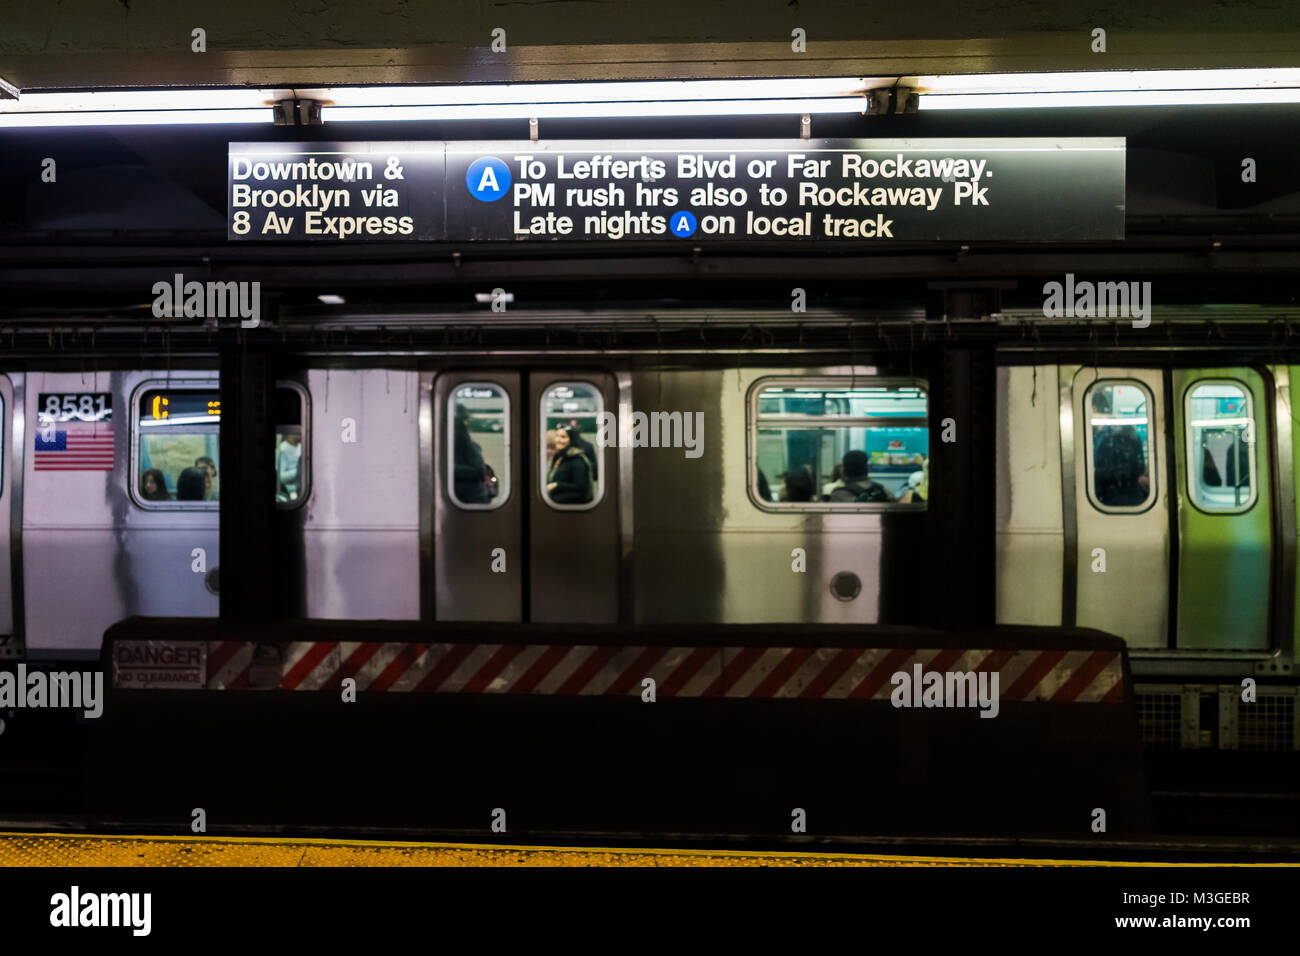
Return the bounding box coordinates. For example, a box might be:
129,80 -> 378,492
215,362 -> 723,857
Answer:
930,345 -> 997,627
219,341 -> 275,620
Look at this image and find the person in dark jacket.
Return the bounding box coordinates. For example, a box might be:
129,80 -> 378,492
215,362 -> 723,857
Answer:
1094,426 -> 1149,506
176,466 -> 208,501
568,418 -> 599,483
547,426 -> 594,504
828,450 -> 895,502
452,404 -> 490,504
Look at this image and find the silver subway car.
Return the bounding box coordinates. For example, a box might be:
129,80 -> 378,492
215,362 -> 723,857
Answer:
0,364 -> 929,656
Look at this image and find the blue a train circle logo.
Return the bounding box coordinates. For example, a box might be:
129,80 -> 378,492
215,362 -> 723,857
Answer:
466,157 -> 511,201
670,210 -> 697,237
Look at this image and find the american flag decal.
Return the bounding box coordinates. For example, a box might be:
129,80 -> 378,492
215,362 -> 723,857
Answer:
34,420 -> 115,471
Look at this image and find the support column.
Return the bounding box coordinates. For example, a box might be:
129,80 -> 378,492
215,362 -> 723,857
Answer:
219,342 -> 275,620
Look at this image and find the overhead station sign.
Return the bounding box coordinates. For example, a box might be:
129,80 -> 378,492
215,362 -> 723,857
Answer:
228,138 -> 1125,242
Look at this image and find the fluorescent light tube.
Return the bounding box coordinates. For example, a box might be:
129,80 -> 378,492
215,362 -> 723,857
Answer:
916,68 -> 1300,109
0,108 -> 274,127
324,97 -> 863,122
922,89 -> 1300,109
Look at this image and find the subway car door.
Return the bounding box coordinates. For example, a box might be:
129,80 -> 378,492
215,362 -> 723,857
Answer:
530,373 -> 620,623
0,374 -> 15,656
1170,367 -> 1272,651
1069,367 -> 1169,648
431,371 -> 522,621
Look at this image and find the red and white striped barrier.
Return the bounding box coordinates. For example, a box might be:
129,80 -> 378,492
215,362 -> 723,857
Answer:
190,642 -> 1125,702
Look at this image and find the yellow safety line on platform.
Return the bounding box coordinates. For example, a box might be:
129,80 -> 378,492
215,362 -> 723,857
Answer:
0,832 -> 1295,867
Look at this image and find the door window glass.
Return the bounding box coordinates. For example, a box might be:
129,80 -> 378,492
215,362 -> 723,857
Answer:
449,383 -> 509,509
1186,381 -> 1256,513
1085,381 -> 1155,512
541,382 -> 603,510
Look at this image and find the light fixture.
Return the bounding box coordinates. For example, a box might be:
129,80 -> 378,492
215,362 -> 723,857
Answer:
324,98 -> 864,122
0,108 -> 274,127
314,77 -> 873,122
915,68 -> 1300,109
317,294 -> 345,305
0,88 -> 277,127
475,292 -> 515,304
5,69 -> 1298,128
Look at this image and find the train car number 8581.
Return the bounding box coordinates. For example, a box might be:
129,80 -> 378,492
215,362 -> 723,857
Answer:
37,393 -> 112,424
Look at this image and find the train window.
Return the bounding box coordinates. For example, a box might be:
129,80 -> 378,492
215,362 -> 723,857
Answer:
750,380 -> 929,507
448,383 -> 510,510
274,383 -> 309,507
541,382 -> 604,510
1084,380 -> 1155,513
134,387 -> 221,508
1185,381 -> 1256,513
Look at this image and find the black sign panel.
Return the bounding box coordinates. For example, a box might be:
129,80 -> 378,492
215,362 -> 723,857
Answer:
229,139 -> 1125,242
228,143 -> 446,240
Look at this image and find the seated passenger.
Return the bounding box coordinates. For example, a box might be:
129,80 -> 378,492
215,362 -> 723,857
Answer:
196,456 -> 219,500
756,468 -> 773,503
780,466 -> 814,502
140,468 -> 170,501
176,466 -> 208,501
829,450 -> 896,503
546,426 -> 594,504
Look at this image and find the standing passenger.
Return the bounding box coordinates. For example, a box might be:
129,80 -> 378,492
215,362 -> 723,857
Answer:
452,404 -> 490,504
547,426 -> 594,504
276,433 -> 303,500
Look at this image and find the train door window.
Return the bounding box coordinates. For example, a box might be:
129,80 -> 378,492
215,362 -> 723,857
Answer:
274,383 -> 310,507
1186,380 -> 1256,513
750,380 -> 929,508
134,387 -> 221,508
449,383 -> 510,510
540,382 -> 603,510
1084,380 -> 1155,512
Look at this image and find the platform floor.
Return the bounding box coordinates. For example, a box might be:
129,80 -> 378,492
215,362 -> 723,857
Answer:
2,832 -> 1297,867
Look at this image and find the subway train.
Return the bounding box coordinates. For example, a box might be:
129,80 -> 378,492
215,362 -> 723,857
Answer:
0,337 -> 1296,755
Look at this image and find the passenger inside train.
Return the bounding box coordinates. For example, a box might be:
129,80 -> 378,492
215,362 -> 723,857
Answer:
276,433 -> 302,501
452,403 -> 492,505
140,467 -> 170,502
780,465 -> 815,501
196,456 -> 219,500
546,425 -> 595,504
828,450 -> 896,503
175,466 -> 208,501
